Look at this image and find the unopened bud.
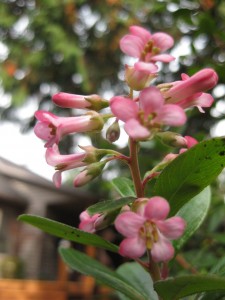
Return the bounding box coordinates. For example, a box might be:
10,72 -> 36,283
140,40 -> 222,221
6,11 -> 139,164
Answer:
74,161 -> 106,187
157,131 -> 187,148
106,120 -> 120,143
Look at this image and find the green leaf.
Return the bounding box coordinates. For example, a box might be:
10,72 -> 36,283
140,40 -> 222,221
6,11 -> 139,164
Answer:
154,137 -> 225,216
59,248 -> 148,300
87,197 -> 135,215
154,275 -> 225,300
173,187 -> 211,251
111,177 -> 136,197
18,214 -> 118,252
116,262 -> 158,300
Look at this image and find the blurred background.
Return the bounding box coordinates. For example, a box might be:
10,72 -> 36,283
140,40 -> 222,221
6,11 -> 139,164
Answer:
0,0 -> 225,298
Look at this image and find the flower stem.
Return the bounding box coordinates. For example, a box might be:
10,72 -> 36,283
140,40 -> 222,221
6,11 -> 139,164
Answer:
128,138 -> 143,198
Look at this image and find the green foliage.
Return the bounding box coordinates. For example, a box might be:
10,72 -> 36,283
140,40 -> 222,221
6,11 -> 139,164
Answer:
59,247 -> 149,300
154,137 -> 225,216
111,177 -> 136,197
154,274 -> 225,300
87,196 -> 135,215
174,187 -> 211,251
116,262 -> 158,300
18,214 -> 118,252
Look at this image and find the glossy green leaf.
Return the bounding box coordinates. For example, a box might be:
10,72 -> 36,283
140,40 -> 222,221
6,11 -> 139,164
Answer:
59,247 -> 148,300
87,197 -> 135,215
154,274 -> 225,300
173,187 -> 211,251
116,262 -> 158,300
111,177 -> 136,197
154,137 -> 225,216
18,214 -> 118,252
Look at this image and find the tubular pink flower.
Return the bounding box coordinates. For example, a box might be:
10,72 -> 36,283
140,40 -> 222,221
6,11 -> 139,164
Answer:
52,93 -> 108,111
115,197 -> 186,261
34,110 -> 104,147
110,87 -> 186,140
162,68 -> 218,112
120,25 -> 174,63
45,144 -> 87,188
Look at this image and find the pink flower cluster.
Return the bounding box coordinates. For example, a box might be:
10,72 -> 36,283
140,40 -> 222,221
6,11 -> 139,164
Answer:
33,25 -> 219,265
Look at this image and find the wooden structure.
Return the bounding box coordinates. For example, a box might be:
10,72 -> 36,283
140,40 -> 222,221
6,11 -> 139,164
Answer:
0,157 -> 104,299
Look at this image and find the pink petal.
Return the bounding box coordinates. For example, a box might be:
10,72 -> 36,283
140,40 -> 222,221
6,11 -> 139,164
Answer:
45,144 -> 86,168
156,216 -> 186,239
150,54 -> 175,63
115,211 -> 144,238
110,96 -> 139,122
124,119 -> 150,140
120,35 -> 144,57
53,171 -> 62,188
119,237 -> 146,258
179,93 -> 214,111
151,234 -> 174,262
34,122 -> 52,140
144,197 -> 170,221
134,61 -> 158,73
184,136 -> 198,148
129,25 -> 152,44
154,104 -> 186,126
139,87 -> 164,116
152,32 -> 174,51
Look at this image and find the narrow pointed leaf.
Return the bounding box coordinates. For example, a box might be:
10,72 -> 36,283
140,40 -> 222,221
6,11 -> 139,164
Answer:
18,214 -> 118,252
117,262 -> 158,300
154,275 -> 225,300
87,197 -> 135,215
111,177 -> 136,197
59,247 -> 148,300
173,187 -> 211,251
154,137 -> 225,216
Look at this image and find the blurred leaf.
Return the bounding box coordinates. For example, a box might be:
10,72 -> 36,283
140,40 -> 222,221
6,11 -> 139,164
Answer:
154,275 -> 225,300
87,196 -> 135,215
116,262 -> 158,300
59,247 -> 148,300
18,214 -> 118,252
174,187 -> 211,251
111,177 -> 136,197
154,137 -> 225,216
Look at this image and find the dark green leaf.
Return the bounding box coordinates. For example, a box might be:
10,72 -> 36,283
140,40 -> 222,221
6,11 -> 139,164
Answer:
18,214 -> 118,252
116,262 -> 158,300
174,187 -> 211,251
154,275 -> 225,300
59,247 -> 148,300
154,137 -> 225,216
87,197 -> 135,215
111,177 -> 136,197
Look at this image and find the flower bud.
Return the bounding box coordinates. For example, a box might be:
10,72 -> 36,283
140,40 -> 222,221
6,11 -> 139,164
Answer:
156,131 -> 187,148
106,120 -> 120,143
52,92 -> 109,111
74,161 -> 106,187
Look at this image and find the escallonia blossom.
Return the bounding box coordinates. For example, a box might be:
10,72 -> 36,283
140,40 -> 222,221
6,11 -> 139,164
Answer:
34,110 -> 104,148
159,68 -> 218,112
52,92 -> 109,111
115,197 -> 186,261
45,144 -> 97,188
110,86 -> 186,140
120,25 -> 175,63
